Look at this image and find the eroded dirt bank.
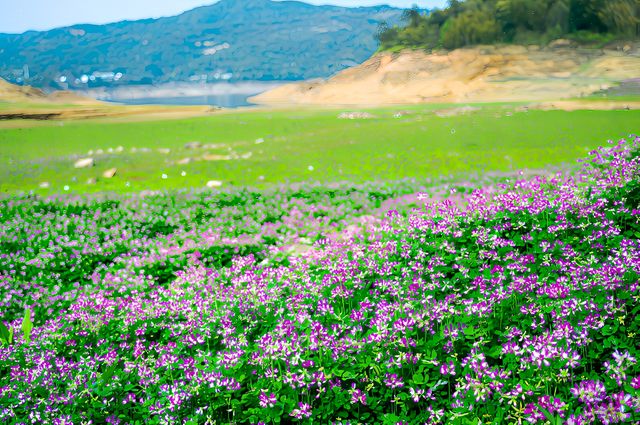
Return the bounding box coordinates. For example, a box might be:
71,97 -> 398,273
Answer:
251,43 -> 640,105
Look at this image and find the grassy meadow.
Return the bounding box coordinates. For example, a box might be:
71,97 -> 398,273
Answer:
1,104 -> 639,195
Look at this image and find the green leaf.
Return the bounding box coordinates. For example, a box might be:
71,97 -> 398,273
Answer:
412,372 -> 425,385
0,322 -> 10,345
101,362 -> 118,384
33,386 -> 49,399
464,326 -> 477,338
21,308 -> 33,344
383,413 -> 400,424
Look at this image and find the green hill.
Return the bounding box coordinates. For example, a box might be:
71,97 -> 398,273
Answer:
0,0 -> 403,90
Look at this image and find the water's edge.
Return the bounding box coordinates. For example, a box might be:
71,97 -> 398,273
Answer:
80,81 -> 289,108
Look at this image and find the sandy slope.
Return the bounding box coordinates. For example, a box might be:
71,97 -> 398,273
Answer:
0,78 -> 101,105
0,78 -> 218,123
251,42 -> 640,105
0,105 -> 217,126
0,78 -> 49,102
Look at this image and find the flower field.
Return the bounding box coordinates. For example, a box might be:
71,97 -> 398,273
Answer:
0,136 -> 639,424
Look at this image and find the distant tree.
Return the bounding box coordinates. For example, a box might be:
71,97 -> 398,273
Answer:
441,9 -> 502,48
547,0 -> 572,34
375,22 -> 400,47
447,0 -> 465,17
597,0 -> 640,34
636,0 -> 640,35
569,0 -> 607,32
428,8 -> 450,27
496,0 -> 551,33
401,5 -> 423,28
375,21 -> 390,40
377,0 -> 639,52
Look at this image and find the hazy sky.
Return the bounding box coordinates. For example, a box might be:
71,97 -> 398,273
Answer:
0,0 -> 447,34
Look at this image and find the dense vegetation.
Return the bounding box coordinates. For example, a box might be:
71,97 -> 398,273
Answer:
0,136 -> 638,423
377,0 -> 640,50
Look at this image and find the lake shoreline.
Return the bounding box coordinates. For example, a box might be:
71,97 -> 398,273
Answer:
78,81 -> 289,108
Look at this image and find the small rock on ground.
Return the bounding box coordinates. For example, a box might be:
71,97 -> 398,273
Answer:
184,142 -> 202,149
74,158 -> 95,168
103,168 -> 117,179
338,112 -> 375,119
202,154 -> 231,161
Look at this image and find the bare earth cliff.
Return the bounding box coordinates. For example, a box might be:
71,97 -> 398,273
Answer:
251,43 -> 640,105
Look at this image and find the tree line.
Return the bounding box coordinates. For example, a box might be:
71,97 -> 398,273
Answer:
377,0 -> 640,50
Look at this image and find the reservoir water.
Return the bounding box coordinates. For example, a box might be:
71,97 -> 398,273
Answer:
111,93 -> 255,108
81,81 -> 285,108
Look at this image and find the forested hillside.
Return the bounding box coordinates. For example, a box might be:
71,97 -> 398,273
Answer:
377,0 -> 640,50
0,0 -> 402,90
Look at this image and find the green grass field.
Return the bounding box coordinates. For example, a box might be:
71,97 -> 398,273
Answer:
1,104 -> 638,195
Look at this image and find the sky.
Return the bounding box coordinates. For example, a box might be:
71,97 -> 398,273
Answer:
0,0 -> 447,34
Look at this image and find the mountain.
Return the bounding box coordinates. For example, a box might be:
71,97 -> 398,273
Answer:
0,0 -> 403,90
